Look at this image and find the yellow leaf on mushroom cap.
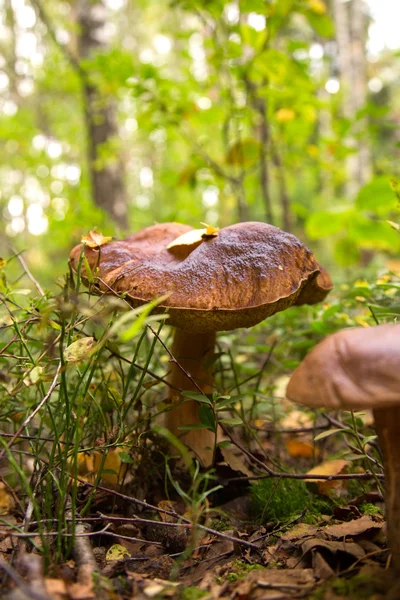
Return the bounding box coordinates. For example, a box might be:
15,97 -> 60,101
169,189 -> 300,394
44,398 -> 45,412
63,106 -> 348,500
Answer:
167,224 -> 219,255
81,230 -> 112,248
200,222 -> 220,237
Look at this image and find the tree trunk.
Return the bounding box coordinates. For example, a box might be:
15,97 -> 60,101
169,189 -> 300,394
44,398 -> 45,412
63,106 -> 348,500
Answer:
333,0 -> 371,196
77,0 -> 128,228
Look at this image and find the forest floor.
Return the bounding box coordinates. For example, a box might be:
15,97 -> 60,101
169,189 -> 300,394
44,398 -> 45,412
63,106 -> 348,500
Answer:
0,429 -> 392,600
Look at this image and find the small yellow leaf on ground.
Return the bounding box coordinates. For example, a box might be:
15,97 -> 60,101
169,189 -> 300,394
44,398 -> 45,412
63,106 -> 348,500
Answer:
81,230 -> 112,248
106,543 -> 131,561
92,448 -> 127,485
285,438 -> 316,458
64,337 -> 94,362
305,459 -> 349,496
0,482 -> 13,516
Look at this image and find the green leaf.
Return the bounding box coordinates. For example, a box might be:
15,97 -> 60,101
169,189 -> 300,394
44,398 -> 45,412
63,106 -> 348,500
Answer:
226,138 -> 260,167
356,177 -> 395,214
216,396 -> 238,409
217,440 -> 231,449
219,417 -> 243,426
305,12 -> 334,38
306,209 -> 350,239
178,423 -> 209,431
314,428 -> 343,441
181,391 -> 212,404
82,256 -> 94,283
199,405 -> 216,432
119,452 -> 134,464
333,238 -> 361,266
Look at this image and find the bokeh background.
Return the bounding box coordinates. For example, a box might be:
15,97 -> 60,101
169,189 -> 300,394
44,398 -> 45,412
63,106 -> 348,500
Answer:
0,0 -> 399,285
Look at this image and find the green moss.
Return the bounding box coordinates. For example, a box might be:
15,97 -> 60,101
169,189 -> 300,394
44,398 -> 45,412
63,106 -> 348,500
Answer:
180,587 -> 208,600
209,517 -> 232,531
360,502 -> 381,516
251,478 -> 310,523
226,560 -> 263,583
310,571 -> 389,599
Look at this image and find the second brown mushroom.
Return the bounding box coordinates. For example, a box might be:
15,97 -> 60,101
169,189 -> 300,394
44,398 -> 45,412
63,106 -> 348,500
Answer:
70,221 -> 332,466
286,324 -> 400,573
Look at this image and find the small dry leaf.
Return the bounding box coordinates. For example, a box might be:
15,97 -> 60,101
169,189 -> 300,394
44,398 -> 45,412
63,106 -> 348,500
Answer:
81,230 -> 112,248
64,337 -> 94,362
45,578 -> 68,600
305,459 -> 349,496
0,482 -> 13,516
200,222 -> 220,237
166,229 -> 206,254
158,500 -> 179,523
92,449 -> 127,485
73,448 -> 127,485
286,439 -> 316,458
167,225 -> 219,256
324,515 -> 383,540
301,538 -> 365,561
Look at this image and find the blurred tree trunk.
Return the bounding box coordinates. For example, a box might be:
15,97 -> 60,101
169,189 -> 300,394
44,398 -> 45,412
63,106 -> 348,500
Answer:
333,0 -> 371,196
77,0 -> 128,228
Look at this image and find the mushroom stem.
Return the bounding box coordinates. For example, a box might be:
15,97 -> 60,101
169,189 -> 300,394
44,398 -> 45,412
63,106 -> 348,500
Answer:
373,406 -> 400,572
165,328 -> 217,466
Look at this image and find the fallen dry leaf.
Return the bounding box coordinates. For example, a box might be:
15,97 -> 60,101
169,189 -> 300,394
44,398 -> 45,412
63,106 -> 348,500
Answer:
281,523 -> 318,541
234,568 -> 316,600
324,515 -> 383,540
166,225 -> 219,256
285,438 -> 316,458
301,537 -> 365,561
45,578 -> 68,600
0,481 -> 13,515
305,459 -> 350,496
67,582 -> 95,600
81,230 -> 112,248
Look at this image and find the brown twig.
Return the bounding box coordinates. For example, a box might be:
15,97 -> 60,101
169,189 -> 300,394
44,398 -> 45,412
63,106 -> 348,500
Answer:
12,248 -> 45,297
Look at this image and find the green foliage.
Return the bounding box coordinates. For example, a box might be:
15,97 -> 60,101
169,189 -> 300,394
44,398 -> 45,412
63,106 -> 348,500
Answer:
180,588 -> 208,600
251,477 -> 310,523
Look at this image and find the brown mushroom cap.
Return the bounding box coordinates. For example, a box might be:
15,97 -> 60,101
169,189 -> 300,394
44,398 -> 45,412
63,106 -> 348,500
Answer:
70,221 -> 333,333
286,324 -> 400,410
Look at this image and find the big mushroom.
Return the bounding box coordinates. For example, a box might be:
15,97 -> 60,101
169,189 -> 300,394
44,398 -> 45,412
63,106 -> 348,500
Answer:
286,324 -> 400,572
70,221 -> 332,466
